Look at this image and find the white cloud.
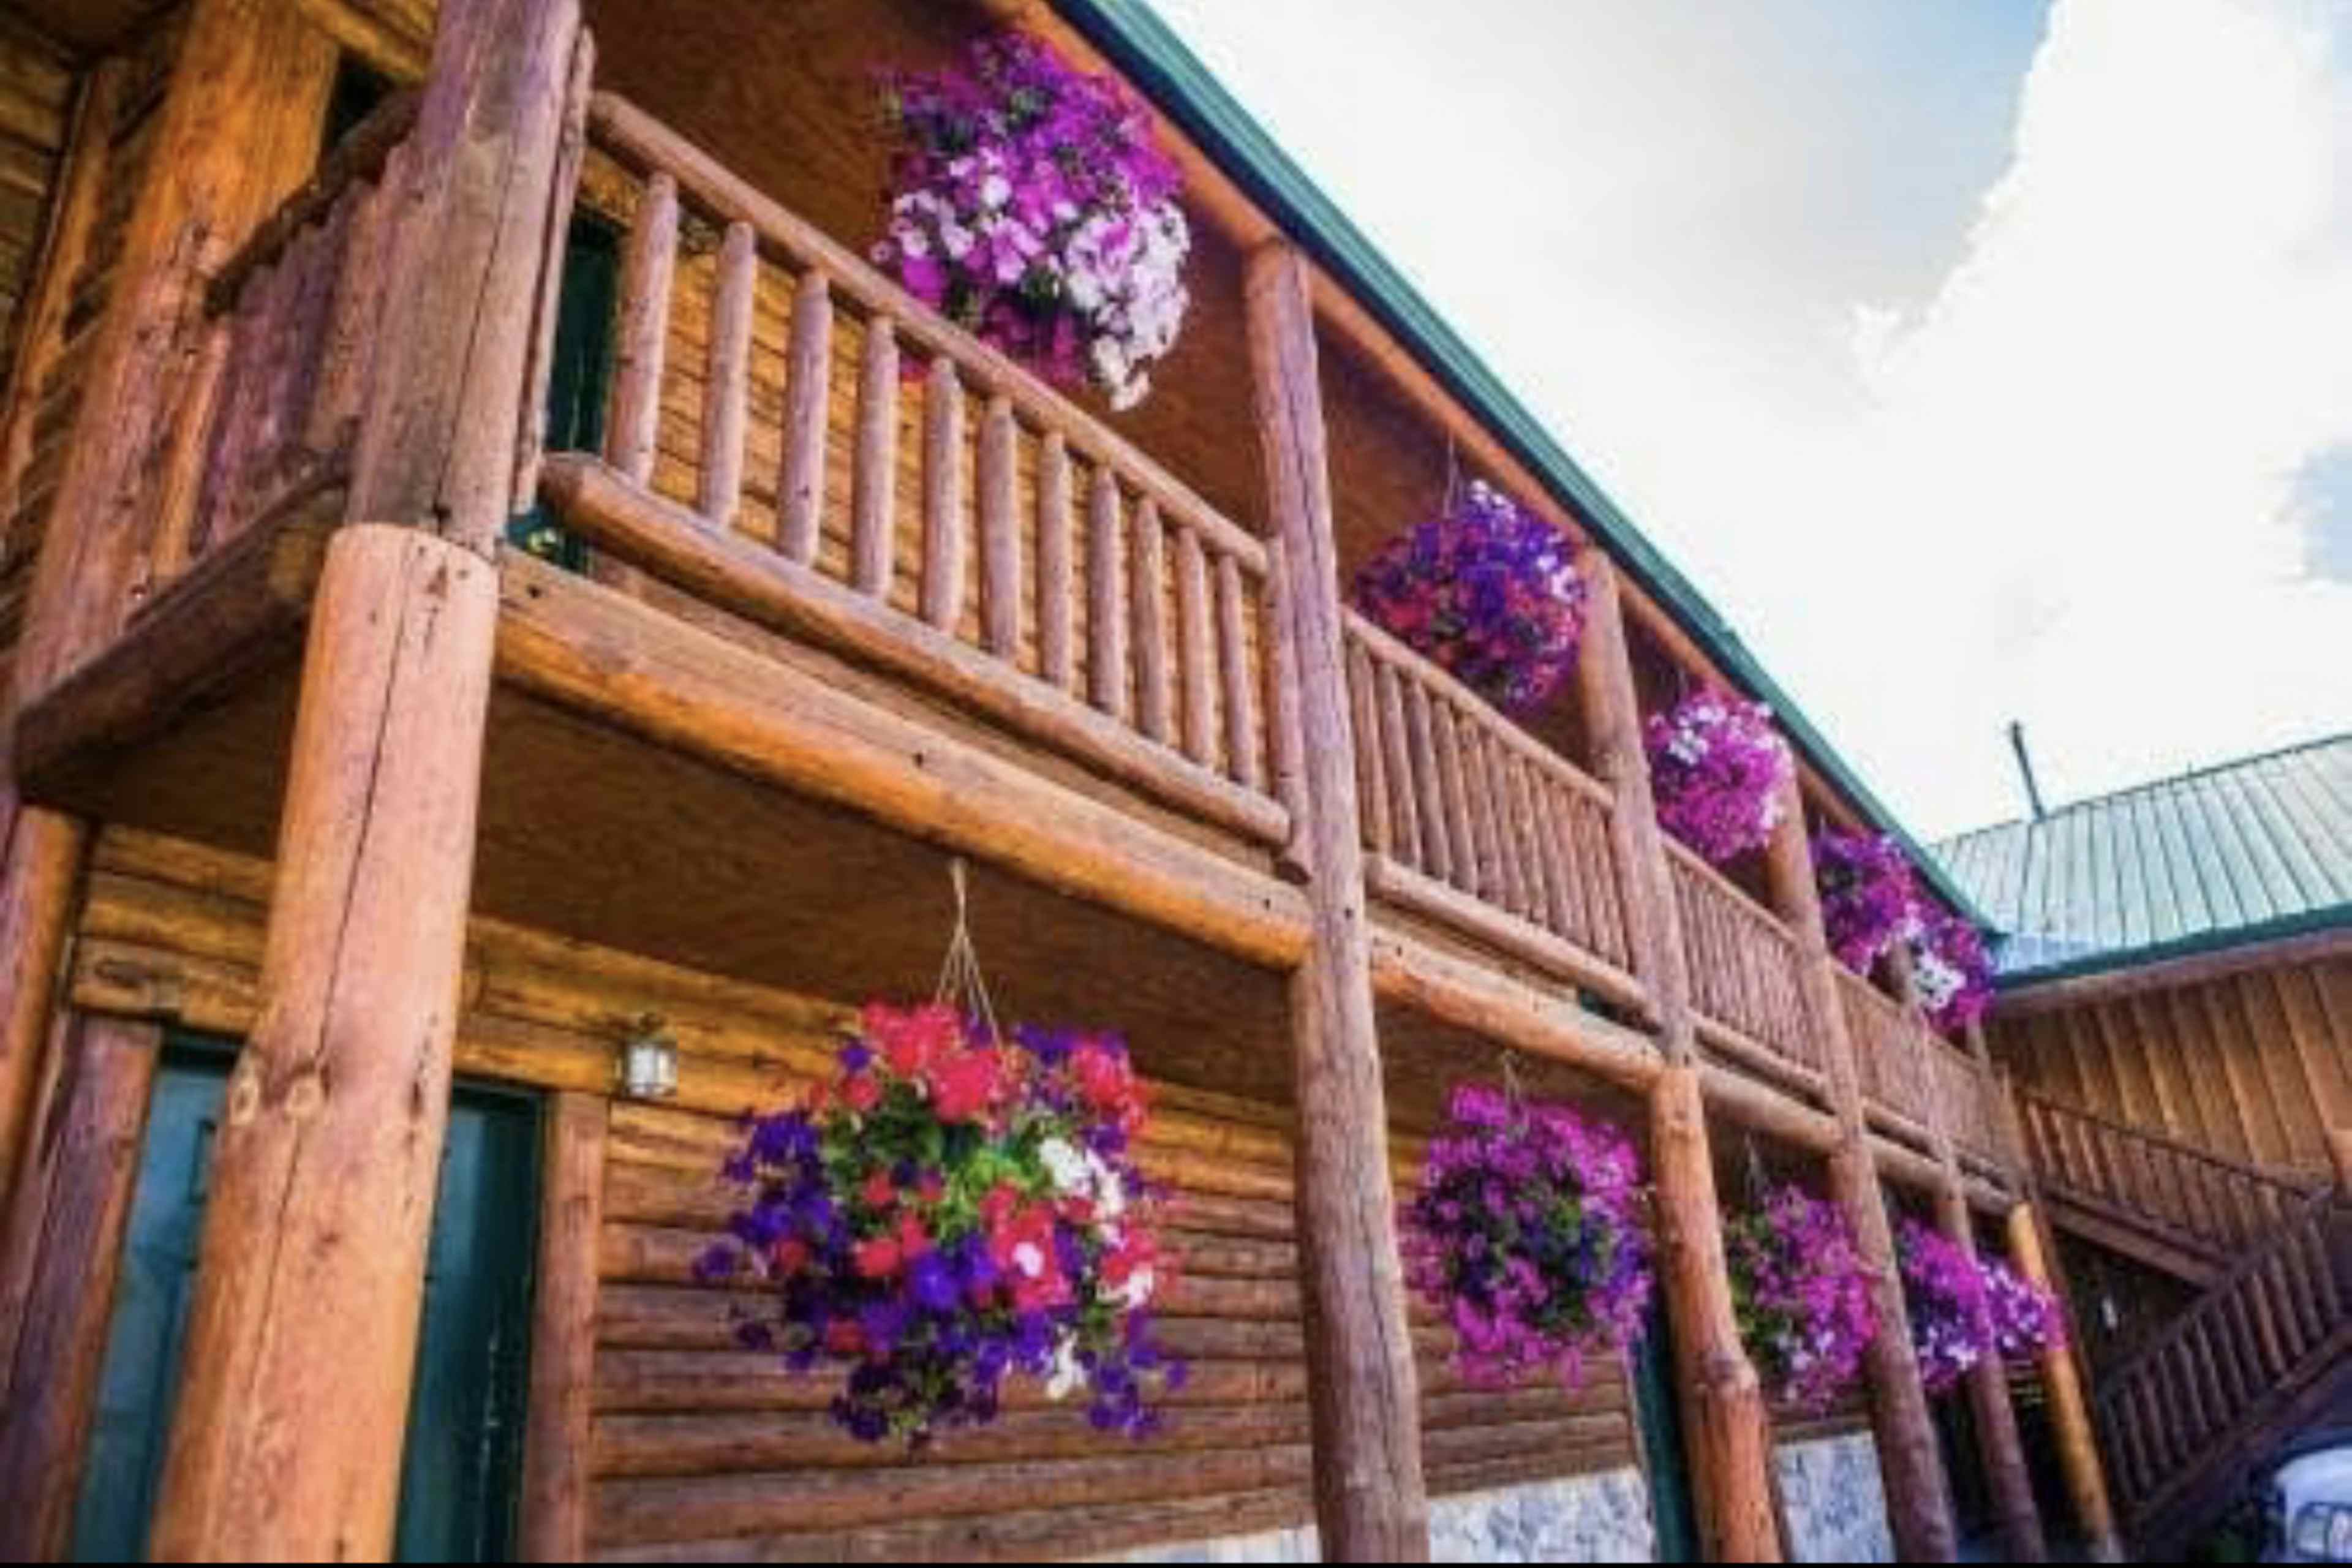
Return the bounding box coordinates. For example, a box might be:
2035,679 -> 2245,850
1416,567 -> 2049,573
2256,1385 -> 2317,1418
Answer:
1150,0 -> 2352,837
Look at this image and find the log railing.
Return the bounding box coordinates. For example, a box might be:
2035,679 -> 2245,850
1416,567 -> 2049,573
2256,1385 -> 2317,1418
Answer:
2016,1088 -> 2327,1262
2094,1188 -> 2351,1532
1340,610 -> 1643,1012
541,94 -> 1288,849
147,91 -> 420,597
1836,968 -> 1935,1140
1661,839 -> 1820,1091
1923,1035 -> 2000,1169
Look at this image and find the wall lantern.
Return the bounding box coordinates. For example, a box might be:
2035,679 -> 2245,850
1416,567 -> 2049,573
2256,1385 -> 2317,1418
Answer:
619,1012 -> 679,1101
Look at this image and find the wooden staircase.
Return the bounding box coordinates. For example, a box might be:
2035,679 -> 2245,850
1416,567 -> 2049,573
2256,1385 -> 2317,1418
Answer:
2015,1090 -> 2351,1554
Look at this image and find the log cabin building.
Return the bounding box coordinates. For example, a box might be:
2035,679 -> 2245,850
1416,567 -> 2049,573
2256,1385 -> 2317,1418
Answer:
1937,734 -> 2352,1555
0,0 -> 2298,1560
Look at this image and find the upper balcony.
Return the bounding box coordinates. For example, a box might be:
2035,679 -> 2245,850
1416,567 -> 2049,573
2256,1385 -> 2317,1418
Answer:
5,0 -> 2002,1191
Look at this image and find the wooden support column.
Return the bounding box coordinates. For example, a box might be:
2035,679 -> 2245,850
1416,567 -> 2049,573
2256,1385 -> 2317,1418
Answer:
2006,1200 -> 2125,1564
0,791 -> 83,1213
1575,554 -> 1779,1561
521,1091 -> 608,1561
1762,778 -> 1957,1562
1981,1042 -> 2127,1565
1938,1186 -> 2046,1561
0,1016 -> 162,1560
10,0 -> 336,703
1890,951 -> 2043,1562
2,0 -> 334,1208
148,0 -> 582,1557
1244,241 -> 1428,1562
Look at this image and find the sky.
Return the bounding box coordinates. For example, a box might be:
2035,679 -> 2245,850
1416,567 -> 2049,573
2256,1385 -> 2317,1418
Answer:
1145,0 -> 2352,840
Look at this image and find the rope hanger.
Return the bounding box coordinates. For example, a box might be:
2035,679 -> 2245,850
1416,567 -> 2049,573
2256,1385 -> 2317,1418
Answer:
933,856 -> 1005,1044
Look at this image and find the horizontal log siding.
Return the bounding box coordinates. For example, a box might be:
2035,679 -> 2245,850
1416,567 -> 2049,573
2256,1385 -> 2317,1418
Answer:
1990,951 -> 2352,1177
570,145 -> 1273,812
0,29 -> 74,395
0,18 -> 178,617
68,826 -> 1639,1561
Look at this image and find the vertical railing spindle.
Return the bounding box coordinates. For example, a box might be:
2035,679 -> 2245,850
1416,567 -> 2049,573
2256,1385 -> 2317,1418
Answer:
697,220 -> 755,527
778,269 -> 832,565
850,314 -> 899,597
920,356 -> 967,630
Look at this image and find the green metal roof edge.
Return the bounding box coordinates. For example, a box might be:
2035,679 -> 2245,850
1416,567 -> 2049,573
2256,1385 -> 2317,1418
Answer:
1995,902 -> 2352,991
1051,0 -> 1992,929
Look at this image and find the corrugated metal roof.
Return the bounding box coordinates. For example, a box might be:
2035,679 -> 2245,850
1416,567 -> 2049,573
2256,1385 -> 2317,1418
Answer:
1933,734 -> 2352,981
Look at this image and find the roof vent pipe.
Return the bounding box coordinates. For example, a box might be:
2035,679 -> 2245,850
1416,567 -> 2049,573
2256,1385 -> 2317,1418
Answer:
2008,720 -> 2048,821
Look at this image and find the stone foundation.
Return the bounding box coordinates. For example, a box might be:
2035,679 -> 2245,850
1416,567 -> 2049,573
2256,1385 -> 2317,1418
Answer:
1773,1428 -> 1894,1563
1112,1467 -> 1656,1563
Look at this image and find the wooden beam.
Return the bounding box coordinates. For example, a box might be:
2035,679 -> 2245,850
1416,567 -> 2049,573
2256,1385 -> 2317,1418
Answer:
495,550 -> 1312,971
1938,1180 -> 2047,1562
0,1016 -> 161,1560
9,0 -> 337,707
149,0 -> 581,1551
1574,552 -> 1779,1560
535,456 -> 1289,848
521,1091 -> 607,1561
147,526 -> 502,1560
0,790 -> 84,1213
0,59 -> 123,545
345,0 -> 586,555
12,503 -> 333,807
1995,926 -> 2352,1019
2007,1200 -> 2125,1562
1245,241 -> 1428,1561
1893,962 -> 2041,1562
1652,1065 -> 1780,1561
1761,773 -> 1957,1562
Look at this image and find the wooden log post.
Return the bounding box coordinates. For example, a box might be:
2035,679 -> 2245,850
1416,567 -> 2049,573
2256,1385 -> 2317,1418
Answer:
521,1091 -> 608,1561
1761,777 -> 1958,1562
1,0 -> 337,1211
1244,241 -> 1428,1561
0,796 -> 83,1215
146,0 -> 585,1558
1891,954 -> 2043,1562
1574,554 -> 1780,1562
2007,1199 -> 2125,1564
10,0 -> 337,704
0,1017 -> 163,1560
1980,1044 -> 2128,1565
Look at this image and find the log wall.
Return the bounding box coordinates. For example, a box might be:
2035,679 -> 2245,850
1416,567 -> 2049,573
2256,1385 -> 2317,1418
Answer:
0,12 -> 182,630
63,824 -> 1642,1561
1989,946 -> 2352,1177
0,23 -> 74,396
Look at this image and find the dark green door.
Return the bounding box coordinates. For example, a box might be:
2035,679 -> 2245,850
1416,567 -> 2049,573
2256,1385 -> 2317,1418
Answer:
70,1042 -> 540,1562
1631,1306 -> 1702,1562
508,214 -> 620,570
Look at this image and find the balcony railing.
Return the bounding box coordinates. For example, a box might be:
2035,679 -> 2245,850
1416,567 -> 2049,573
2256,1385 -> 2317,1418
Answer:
1837,967 -> 1934,1140
1340,610 -> 1643,1015
535,94 -> 1290,850
1663,840 -> 1822,1097
143,91 -> 418,602
89,78 -> 2027,1170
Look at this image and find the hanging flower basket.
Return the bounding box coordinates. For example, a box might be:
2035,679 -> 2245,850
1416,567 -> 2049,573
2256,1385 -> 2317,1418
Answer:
698,1002 -> 1183,1445
1907,907 -> 1994,1036
873,32 -> 1189,410
1894,1217 -> 1993,1395
1400,1082 -> 1652,1390
1981,1254 -> 2065,1362
1354,481 -> 1588,712
1813,829 -> 1918,973
1725,1184 -> 1878,1412
1644,690 -> 1793,865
